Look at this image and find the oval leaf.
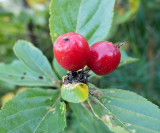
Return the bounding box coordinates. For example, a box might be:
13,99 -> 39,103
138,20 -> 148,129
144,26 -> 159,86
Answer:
0,88 -> 66,133
88,84 -> 160,133
49,0 -> 115,45
0,60 -> 56,87
61,83 -> 88,103
13,40 -> 58,81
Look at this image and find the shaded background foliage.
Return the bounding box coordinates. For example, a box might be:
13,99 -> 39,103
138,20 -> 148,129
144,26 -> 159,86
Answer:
0,0 -> 159,108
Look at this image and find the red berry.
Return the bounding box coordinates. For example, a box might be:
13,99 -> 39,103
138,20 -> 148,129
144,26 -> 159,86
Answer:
53,32 -> 90,71
87,41 -> 121,75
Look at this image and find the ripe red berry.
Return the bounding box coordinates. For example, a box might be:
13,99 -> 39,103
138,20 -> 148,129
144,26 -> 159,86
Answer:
53,32 -> 90,71
87,41 -> 121,75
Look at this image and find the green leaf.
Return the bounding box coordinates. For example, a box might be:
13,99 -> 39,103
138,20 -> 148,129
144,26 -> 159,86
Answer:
61,83 -> 88,103
49,0 -> 115,45
13,40 -> 58,80
88,84 -> 160,133
0,60 -> 56,87
0,88 -> 66,133
0,80 -> 15,91
88,96 -> 129,133
63,114 -> 86,133
53,57 -> 67,79
70,103 -> 112,133
119,50 -> 138,67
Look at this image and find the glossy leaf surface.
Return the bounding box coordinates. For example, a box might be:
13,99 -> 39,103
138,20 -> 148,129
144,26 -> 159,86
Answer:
88,84 -> 160,133
49,0 -> 115,45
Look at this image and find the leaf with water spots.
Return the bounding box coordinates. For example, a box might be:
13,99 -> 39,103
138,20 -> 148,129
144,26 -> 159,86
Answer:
0,60 -> 57,87
13,40 -> 58,81
88,84 -> 160,133
0,88 -> 66,133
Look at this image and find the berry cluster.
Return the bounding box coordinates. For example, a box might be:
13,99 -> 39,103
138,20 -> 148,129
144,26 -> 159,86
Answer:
53,32 -> 123,82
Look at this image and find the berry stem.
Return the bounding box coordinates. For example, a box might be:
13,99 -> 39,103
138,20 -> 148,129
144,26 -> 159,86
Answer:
116,42 -> 125,49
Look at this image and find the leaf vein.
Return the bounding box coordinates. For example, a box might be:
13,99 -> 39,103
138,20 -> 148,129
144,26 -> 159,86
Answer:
75,0 -> 82,33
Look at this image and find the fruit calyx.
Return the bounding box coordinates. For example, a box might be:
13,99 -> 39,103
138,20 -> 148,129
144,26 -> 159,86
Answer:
62,36 -> 69,42
116,42 -> 125,49
63,69 -> 90,85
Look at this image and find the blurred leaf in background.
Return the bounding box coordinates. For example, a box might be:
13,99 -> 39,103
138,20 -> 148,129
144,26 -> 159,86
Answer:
0,0 -> 53,63
114,0 -> 140,24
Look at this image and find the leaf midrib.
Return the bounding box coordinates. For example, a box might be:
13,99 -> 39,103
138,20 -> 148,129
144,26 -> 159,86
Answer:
97,97 -> 160,132
75,0 -> 82,33
89,97 -> 131,132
